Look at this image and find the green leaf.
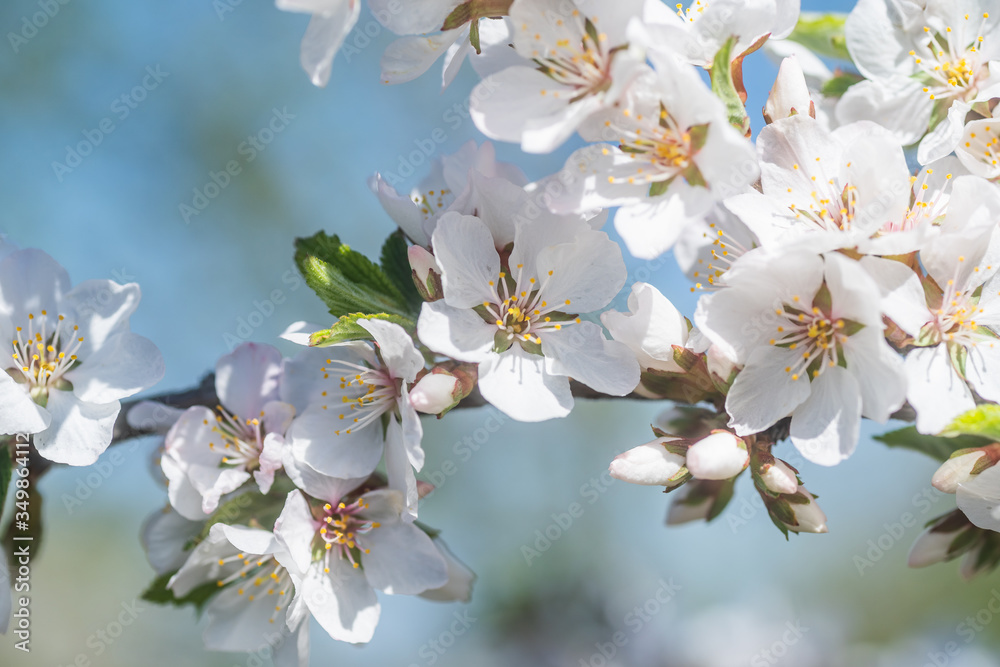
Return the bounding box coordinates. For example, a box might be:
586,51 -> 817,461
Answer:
706,478 -> 736,522
0,442 -> 11,521
786,12 -> 852,62
141,572 -> 220,614
941,405 -> 1000,441
709,36 -> 750,135
820,71 -> 863,98
295,232 -> 411,318
874,426 -> 990,462
309,313 -> 416,347
379,231 -> 423,314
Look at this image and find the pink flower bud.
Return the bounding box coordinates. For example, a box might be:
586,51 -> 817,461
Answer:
609,438 -> 686,486
932,451 -> 988,494
409,372 -> 460,414
760,458 -> 798,495
685,432 -> 748,480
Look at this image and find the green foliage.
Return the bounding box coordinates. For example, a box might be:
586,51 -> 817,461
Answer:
141,572 -> 220,614
294,231 -> 412,318
380,231 -> 423,313
309,313 -> 416,347
941,405 -> 1000,441
874,425 -> 991,462
710,37 -> 750,135
820,71 -> 863,98
787,12 -> 852,62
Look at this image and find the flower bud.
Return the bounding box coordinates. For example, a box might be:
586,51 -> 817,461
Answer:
785,487 -> 828,534
408,245 -> 443,301
410,372 -> 461,415
609,438 -> 686,486
759,458 -> 799,495
763,55 -> 814,124
685,431 -> 748,480
908,528 -> 958,568
932,450 -> 990,493
420,537 -> 476,603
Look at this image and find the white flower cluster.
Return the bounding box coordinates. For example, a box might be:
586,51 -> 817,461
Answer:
269,0 -> 1000,570
15,0 -> 1000,657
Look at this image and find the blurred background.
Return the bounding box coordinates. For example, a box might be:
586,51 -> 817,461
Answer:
1,0 -> 999,665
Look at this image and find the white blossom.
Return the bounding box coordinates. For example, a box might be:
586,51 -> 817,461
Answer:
0,248 -> 164,465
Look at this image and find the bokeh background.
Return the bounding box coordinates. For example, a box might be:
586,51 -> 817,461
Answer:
1,0 -> 999,665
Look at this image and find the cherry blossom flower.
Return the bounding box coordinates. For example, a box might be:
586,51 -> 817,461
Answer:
470,0 -> 649,153
417,211 -> 639,421
370,140 -> 527,247
274,486 -> 448,643
169,524 -> 309,667
861,209 -> 1000,434
0,248 -> 164,465
162,343 -> 293,520
550,52 -> 757,259
838,0 -> 1000,163
695,250 -> 906,465
283,319 -> 426,519
725,116 -> 959,255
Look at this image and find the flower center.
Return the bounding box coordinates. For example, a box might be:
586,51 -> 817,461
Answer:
931,257 -> 993,346
482,263 -> 580,346
605,106 -> 706,190
533,16 -> 616,100
318,358 -> 398,436
769,294 -> 857,382
318,497 -> 380,571
411,188 -> 452,222
786,159 -> 859,232
215,554 -> 292,623
209,406 -> 265,470
883,168 -> 952,234
10,310 -> 83,399
910,14 -> 991,101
